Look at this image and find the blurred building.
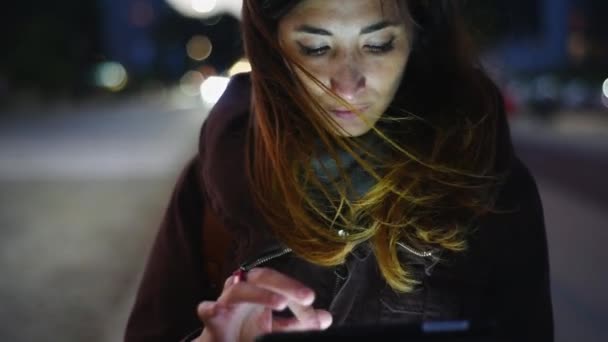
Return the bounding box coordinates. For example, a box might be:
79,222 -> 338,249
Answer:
488,0 -> 607,73
98,0 -> 243,85
482,0 -> 608,115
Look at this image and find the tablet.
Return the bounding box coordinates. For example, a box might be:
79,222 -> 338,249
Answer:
256,319 -> 508,342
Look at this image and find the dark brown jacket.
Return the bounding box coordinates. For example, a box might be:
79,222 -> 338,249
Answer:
124,73 -> 553,341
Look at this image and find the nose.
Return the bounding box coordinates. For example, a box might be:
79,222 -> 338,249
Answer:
330,62 -> 366,101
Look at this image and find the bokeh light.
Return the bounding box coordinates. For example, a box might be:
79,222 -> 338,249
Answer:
228,59 -> 252,76
200,76 -> 229,104
94,62 -> 128,92
198,65 -> 218,78
165,0 -> 242,18
186,35 -> 213,61
602,78 -> 608,109
192,0 -> 217,13
179,70 -> 205,96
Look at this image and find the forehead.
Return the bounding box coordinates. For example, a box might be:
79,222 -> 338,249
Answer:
281,0 -> 405,27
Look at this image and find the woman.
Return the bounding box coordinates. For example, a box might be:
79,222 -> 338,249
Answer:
125,0 -> 554,341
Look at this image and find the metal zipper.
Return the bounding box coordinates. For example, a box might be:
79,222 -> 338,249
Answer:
397,241 -> 435,258
332,274 -> 341,299
239,247 -> 293,271
397,242 -> 442,276
337,230 -> 435,259
238,242 -> 435,298
332,264 -> 348,298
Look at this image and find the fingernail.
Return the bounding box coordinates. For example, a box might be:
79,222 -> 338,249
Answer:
319,311 -> 333,329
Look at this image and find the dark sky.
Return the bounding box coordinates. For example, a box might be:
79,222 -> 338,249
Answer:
0,1 -> 102,91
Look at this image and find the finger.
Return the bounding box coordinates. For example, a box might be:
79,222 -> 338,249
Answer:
197,301 -> 219,321
288,302 -> 320,328
272,309 -> 333,332
223,275 -> 235,289
217,281 -> 288,311
245,267 -> 315,306
317,310 -> 333,329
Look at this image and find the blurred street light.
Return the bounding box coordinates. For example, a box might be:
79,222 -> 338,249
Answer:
228,58 -> 251,76
192,0 -> 217,13
165,0 -> 242,18
602,78 -> 608,109
94,62 -> 128,92
187,35 -> 213,61
180,70 -> 205,96
200,76 -> 230,104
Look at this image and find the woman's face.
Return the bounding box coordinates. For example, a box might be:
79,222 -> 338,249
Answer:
278,0 -> 412,137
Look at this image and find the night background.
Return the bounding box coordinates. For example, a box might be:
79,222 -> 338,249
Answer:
0,0 -> 606,341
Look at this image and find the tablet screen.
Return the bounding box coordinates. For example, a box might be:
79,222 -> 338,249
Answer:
255,320 -> 507,342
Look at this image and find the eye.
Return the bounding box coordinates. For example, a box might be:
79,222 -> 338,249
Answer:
365,36 -> 395,54
297,43 -> 330,57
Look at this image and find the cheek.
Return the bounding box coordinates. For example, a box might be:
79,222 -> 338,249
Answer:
367,54 -> 409,97
293,63 -> 330,95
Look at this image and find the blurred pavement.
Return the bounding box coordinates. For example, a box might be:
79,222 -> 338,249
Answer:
0,94 -> 207,342
511,112 -> 608,342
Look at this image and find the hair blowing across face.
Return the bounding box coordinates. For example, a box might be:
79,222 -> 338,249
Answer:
241,0 -> 512,292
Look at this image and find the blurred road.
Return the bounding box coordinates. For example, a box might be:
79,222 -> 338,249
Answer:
0,93 -> 207,342
0,101 -> 606,341
511,113 -> 608,342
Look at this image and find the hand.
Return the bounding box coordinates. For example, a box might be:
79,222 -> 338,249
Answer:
193,267 -> 333,342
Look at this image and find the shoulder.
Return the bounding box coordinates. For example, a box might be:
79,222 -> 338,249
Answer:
199,72 -> 252,153
198,71 -> 252,177
495,156 -> 543,218
198,73 -> 252,191
473,156 -> 545,250
197,73 -> 260,233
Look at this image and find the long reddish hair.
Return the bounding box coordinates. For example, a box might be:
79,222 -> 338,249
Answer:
242,0 -> 511,292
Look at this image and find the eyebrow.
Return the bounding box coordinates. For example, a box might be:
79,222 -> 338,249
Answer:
295,20 -> 397,36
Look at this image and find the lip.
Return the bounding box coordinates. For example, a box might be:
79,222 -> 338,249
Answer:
330,105 -> 370,118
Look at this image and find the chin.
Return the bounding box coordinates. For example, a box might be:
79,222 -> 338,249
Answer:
327,111 -> 383,137
334,125 -> 374,137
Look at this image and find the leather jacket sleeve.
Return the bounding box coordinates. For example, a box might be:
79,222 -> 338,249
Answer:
488,158 -> 554,341
123,73 -> 253,342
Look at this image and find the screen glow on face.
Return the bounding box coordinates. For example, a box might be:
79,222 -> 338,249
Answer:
278,0 -> 412,137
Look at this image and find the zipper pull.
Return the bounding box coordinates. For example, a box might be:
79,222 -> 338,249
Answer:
424,255 -> 441,276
